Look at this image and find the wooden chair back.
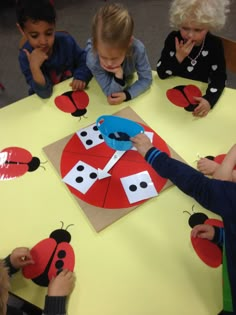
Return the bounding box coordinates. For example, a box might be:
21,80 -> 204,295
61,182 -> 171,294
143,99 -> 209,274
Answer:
220,36 -> 236,73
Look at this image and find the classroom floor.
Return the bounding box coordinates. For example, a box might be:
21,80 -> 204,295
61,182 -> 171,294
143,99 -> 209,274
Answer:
0,0 -> 235,108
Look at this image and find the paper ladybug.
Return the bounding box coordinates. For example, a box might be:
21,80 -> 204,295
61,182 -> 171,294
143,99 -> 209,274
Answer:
22,222 -> 75,287
0,147 -> 40,181
54,90 -> 89,117
184,205 -> 224,268
166,84 -> 202,112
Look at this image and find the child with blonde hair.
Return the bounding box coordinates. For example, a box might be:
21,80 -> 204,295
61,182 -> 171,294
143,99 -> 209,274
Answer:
157,0 -> 229,117
86,3 -> 152,105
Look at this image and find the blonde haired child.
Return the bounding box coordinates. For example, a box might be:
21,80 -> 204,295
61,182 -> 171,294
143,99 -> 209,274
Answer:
86,3 -> 152,105
157,0 -> 229,117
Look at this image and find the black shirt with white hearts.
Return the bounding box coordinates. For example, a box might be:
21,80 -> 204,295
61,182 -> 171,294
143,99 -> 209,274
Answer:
156,31 -> 226,108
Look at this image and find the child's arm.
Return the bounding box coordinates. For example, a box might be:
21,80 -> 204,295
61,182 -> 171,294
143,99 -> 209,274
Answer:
19,47 -> 53,99
213,144 -> 236,181
124,39 -> 152,100
156,31 -> 184,79
200,35 -> 226,108
4,247 -> 34,276
191,224 -> 224,248
43,269 -> 75,315
131,134 -> 236,221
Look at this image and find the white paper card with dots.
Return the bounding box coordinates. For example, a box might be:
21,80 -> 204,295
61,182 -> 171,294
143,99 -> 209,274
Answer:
76,123 -> 104,150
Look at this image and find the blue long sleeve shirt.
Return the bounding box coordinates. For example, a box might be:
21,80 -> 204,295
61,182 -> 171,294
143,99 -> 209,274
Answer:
145,148 -> 236,314
86,37 -> 152,100
19,32 -> 92,99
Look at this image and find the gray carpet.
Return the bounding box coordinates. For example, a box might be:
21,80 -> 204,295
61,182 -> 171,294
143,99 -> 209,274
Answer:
0,0 -> 235,108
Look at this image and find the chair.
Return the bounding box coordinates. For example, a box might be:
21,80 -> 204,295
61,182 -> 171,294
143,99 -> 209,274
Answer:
220,36 -> 236,73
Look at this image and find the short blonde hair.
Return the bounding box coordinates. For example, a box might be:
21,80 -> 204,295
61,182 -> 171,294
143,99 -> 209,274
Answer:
0,260 -> 10,315
169,0 -> 230,31
92,3 -> 134,51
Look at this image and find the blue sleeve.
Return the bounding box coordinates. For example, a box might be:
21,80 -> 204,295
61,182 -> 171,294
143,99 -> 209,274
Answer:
145,148 -> 236,222
18,49 -> 53,99
43,296 -> 66,315
125,43 -> 152,99
212,226 -> 224,247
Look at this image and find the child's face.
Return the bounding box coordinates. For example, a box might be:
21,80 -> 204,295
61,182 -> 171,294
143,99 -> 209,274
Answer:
180,22 -> 208,46
97,41 -> 127,71
19,20 -> 55,56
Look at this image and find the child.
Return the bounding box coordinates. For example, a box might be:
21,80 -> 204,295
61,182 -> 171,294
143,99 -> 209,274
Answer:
86,3 -> 152,105
197,144 -> 236,182
1,247 -> 75,314
131,133 -> 236,314
16,0 -> 92,99
156,0 -> 229,117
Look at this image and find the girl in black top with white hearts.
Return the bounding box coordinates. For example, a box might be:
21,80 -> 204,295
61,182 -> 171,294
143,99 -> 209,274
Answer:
157,0 -> 229,117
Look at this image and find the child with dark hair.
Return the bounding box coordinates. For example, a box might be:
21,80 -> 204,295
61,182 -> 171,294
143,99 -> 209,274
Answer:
16,0 -> 92,99
0,247 -> 75,315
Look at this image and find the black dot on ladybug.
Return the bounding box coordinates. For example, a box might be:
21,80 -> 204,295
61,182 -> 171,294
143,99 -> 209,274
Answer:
77,165 -> 84,172
129,184 -> 137,192
80,131 -> 87,137
57,250 -> 66,259
55,260 -> 64,270
90,172 -> 97,179
76,176 -> 83,183
140,181 -> 148,189
93,126 -> 98,131
86,139 -> 93,146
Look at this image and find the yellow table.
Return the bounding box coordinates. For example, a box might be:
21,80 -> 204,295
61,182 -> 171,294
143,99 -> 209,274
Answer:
1,73 -> 235,315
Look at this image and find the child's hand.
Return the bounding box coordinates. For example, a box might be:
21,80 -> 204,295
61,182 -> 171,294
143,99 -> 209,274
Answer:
107,92 -> 126,105
23,48 -> 48,69
175,37 -> 195,63
131,133 -> 153,157
191,224 -> 215,241
48,269 -> 75,297
10,247 -> 34,269
70,79 -> 86,91
192,97 -> 211,117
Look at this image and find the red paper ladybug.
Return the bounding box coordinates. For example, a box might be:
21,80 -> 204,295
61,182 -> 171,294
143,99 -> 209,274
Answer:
166,84 -> 202,112
22,222 -> 75,287
54,90 -> 89,117
184,205 -> 224,268
0,147 -> 40,180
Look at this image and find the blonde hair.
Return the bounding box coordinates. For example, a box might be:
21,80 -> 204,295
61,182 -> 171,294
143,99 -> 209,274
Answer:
169,0 -> 230,31
92,3 -> 134,51
0,260 -> 10,315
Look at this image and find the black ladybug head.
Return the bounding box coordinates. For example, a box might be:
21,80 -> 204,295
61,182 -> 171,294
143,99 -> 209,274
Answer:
28,157 -> 40,172
50,229 -> 71,244
71,108 -> 87,117
184,205 -> 208,228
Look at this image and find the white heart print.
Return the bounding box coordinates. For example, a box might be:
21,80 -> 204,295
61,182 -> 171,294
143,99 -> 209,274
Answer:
169,51 -> 175,57
202,50 -> 208,57
157,61 -> 161,67
212,65 -> 218,71
165,70 -> 172,75
210,88 -> 218,93
187,66 -> 194,72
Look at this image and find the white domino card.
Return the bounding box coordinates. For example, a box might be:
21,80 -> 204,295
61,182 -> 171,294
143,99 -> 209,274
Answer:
76,123 -> 104,150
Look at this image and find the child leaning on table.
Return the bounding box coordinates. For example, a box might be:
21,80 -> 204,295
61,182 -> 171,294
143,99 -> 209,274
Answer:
86,3 -> 152,105
16,0 -> 92,99
131,133 -> 236,315
156,0 -> 229,117
0,247 -> 75,315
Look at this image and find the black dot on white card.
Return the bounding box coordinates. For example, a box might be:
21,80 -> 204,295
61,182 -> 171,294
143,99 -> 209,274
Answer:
86,139 -> 93,146
76,176 -> 83,183
80,131 -> 87,137
77,165 -> 84,171
140,181 -> 148,188
129,184 -> 137,192
90,172 -> 97,179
